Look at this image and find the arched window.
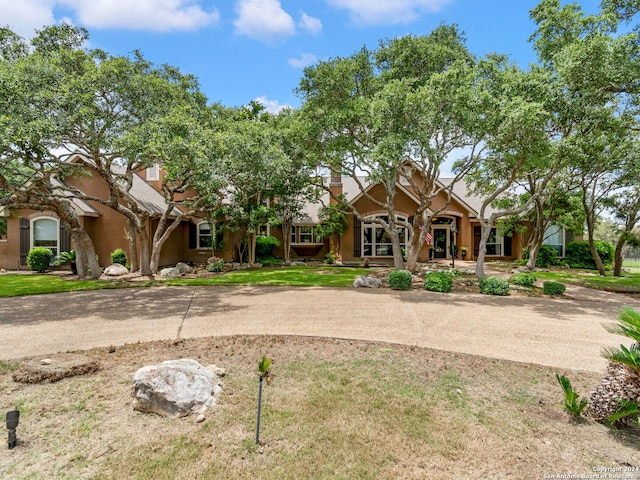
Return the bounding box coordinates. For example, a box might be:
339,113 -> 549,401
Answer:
31,217 -> 59,257
362,215 -> 407,257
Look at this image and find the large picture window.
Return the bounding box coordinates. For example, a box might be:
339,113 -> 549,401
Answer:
543,225 -> 565,257
362,215 -> 407,257
290,225 -> 323,244
486,228 -> 503,256
32,217 -> 59,257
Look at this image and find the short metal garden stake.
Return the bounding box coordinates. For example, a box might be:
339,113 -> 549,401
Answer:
255,356 -> 272,445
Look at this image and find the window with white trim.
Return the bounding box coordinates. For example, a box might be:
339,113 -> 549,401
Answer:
486,228 -> 503,256
543,225 -> 565,257
32,217 -> 59,257
146,163 -> 160,181
290,225 -> 323,244
197,222 -> 212,249
362,215 -> 407,257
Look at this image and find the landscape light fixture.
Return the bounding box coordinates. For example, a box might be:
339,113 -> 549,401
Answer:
6,410 -> 19,449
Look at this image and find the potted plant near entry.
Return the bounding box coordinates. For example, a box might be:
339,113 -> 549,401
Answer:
460,246 -> 469,260
53,250 -> 77,274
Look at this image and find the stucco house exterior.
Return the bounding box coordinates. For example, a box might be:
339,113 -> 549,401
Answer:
0,159 -> 567,270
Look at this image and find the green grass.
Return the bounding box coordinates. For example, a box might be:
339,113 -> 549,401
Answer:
0,274 -> 149,297
533,270 -> 640,293
0,267 -> 378,297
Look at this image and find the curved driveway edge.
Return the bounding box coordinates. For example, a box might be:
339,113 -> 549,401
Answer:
1,285 -> 639,373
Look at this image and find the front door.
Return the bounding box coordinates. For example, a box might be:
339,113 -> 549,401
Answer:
433,228 -> 448,259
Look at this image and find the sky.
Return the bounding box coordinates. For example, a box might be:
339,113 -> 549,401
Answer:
1,0 -> 602,113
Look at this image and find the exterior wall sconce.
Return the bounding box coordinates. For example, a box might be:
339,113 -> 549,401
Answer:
6,410 -> 19,449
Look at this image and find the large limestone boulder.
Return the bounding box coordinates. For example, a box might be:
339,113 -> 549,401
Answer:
353,275 -> 382,288
103,263 -> 129,276
175,262 -> 193,274
159,267 -> 181,278
132,359 -> 223,418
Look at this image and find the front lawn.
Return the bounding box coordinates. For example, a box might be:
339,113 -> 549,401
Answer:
533,270 -> 640,293
0,266 -> 379,297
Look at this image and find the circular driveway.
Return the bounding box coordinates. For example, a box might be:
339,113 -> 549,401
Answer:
1,285 -> 639,373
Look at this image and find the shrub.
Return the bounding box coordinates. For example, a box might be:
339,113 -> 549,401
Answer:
27,247 -> 53,272
478,276 -> 510,296
388,270 -> 413,291
566,241 -> 614,269
206,258 -> 225,272
256,236 -> 280,259
423,272 -> 453,293
325,251 -> 336,264
536,244 -> 561,267
543,281 -> 566,295
509,272 -> 536,286
556,374 -> 588,419
110,248 -> 128,266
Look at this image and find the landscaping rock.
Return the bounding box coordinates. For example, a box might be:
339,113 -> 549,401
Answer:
353,275 -> 382,288
175,262 -> 193,274
103,263 -> 129,276
132,359 -> 223,418
207,256 -> 223,265
160,267 -> 181,278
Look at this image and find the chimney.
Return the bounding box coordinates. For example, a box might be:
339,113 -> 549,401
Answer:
329,171 -> 342,204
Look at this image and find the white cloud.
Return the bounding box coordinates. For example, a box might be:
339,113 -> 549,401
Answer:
60,0 -> 219,32
0,0 -> 56,39
326,0 -> 452,25
255,96 -> 291,114
288,53 -> 317,69
234,0 -> 295,42
298,12 -> 322,35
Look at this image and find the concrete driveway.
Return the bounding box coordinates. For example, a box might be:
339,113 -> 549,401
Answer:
1,284 -> 639,373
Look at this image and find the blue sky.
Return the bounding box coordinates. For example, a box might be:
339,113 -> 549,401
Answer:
2,0 -> 601,112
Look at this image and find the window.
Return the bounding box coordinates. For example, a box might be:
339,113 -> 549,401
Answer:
197,222 -> 212,249
146,163 -> 160,181
290,225 -> 323,244
486,228 -> 503,256
32,217 -> 59,257
362,215 -> 407,257
543,225 -> 565,257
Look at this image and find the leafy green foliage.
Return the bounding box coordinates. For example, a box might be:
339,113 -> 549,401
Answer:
27,248 -> 53,272
536,245 -> 561,267
606,398 -> 639,427
509,272 -> 537,286
0,217 -> 6,236
206,258 -> 225,273
543,281 -> 566,295
423,272 -> 453,293
258,356 -> 272,376
53,250 -> 76,266
555,374 -> 588,418
255,236 -> 280,260
566,241 -> 615,269
388,270 -> 413,291
601,344 -> 640,375
325,251 -> 336,264
604,307 -> 640,344
478,277 -> 510,296
110,248 -> 127,266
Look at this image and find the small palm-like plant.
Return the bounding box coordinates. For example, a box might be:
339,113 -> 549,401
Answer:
603,307 -> 640,344
255,356 -> 272,444
601,344 -> 640,375
607,398 -> 639,426
556,374 -> 588,418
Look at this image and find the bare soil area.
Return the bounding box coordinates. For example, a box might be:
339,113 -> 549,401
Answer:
1,335 -> 639,479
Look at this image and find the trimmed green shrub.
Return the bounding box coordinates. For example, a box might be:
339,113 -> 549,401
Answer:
509,272 -> 536,286
543,281 -> 566,295
388,270 -> 413,291
256,235 -> 280,260
423,272 -> 453,293
536,244 -> 561,267
206,258 -> 225,272
565,241 -> 614,269
110,248 -> 128,266
27,247 -> 53,272
479,276 -> 510,296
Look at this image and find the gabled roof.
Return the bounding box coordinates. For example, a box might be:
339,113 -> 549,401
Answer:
438,178 -> 497,218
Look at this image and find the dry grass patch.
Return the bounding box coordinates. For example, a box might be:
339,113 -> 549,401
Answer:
1,336 -> 638,479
